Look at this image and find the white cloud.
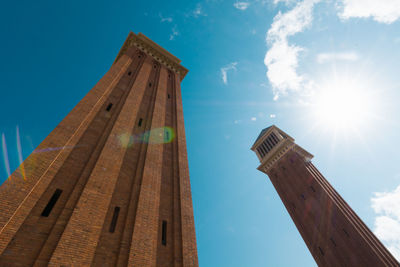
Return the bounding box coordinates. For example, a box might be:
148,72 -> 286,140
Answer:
234,2 -> 250,10
220,62 -> 238,84
371,185 -> 400,260
270,114 -> 276,118
264,0 -> 320,100
169,25 -> 179,40
316,51 -> 359,63
193,4 -> 207,18
251,117 -> 257,121
234,120 -> 242,124
160,14 -> 173,23
338,0 -> 400,24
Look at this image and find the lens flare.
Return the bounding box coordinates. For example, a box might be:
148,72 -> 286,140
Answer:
16,126 -> 26,180
118,127 -> 175,148
1,133 -> 11,178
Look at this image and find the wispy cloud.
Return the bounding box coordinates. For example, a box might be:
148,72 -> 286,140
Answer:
234,2 -> 250,10
169,25 -> 179,40
270,114 -> 276,118
264,0 -> 319,100
160,13 -> 173,23
220,62 -> 238,85
338,0 -> 400,24
251,117 -> 257,121
371,185 -> 400,260
316,51 -> 359,64
192,3 -> 207,18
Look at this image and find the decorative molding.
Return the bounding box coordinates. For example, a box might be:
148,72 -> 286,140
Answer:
258,141 -> 295,173
114,32 -> 188,80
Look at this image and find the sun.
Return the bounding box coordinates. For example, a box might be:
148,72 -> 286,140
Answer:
310,76 -> 378,134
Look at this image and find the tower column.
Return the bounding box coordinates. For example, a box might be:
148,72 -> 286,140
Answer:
48,56 -> 152,266
128,65 -> 168,266
0,54 -> 132,256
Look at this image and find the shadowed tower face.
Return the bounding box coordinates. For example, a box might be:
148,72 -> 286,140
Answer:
251,125 -> 398,267
0,32 -> 198,267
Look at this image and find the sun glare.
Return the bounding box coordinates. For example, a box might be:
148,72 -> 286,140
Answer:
311,77 -> 377,133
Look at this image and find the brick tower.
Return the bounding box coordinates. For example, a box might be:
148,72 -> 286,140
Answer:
251,125 -> 398,266
0,32 -> 198,266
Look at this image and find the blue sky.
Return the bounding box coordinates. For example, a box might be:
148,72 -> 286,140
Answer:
1,0 -> 400,266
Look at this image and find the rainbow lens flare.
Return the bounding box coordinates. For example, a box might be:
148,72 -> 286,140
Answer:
118,127 -> 175,148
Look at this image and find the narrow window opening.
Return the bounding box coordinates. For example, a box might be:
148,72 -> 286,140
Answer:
330,237 -> 337,247
109,207 -> 120,233
41,189 -> 62,217
168,94 -> 170,99
301,194 -> 306,200
318,246 -> 325,256
168,74 -> 171,79
128,71 -> 132,76
343,228 -> 350,238
165,131 -> 170,142
154,64 -> 157,69
106,103 -> 113,111
149,82 -> 152,87
310,186 -> 316,192
162,220 -> 167,246
138,118 -> 143,127
138,54 -> 142,58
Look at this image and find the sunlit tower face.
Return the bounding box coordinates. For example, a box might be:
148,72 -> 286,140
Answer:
0,32 -> 198,267
251,125 -> 398,266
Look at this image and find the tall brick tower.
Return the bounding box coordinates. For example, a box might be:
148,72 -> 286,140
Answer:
251,125 -> 398,266
0,32 -> 198,266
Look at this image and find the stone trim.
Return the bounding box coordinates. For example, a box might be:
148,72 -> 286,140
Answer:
114,32 -> 189,80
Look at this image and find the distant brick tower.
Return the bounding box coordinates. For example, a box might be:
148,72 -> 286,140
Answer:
0,32 -> 198,267
251,125 -> 398,266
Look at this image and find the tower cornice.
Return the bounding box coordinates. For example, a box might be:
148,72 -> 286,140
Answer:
114,32 -> 189,80
252,125 -> 313,173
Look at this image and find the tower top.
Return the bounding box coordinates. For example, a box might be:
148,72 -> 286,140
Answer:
114,32 -> 189,80
251,125 -> 313,173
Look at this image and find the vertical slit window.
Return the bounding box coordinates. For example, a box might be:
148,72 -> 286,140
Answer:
343,228 -> 350,237
260,143 -> 268,155
330,237 -> 337,247
165,130 -> 170,142
149,82 -> 152,87
257,147 -> 265,158
128,71 -> 132,76
268,136 -> 276,146
265,139 -> 273,150
168,94 -> 170,99
41,189 -> 62,217
262,142 -> 270,153
162,220 -> 167,246
138,118 -> 143,127
266,137 -> 274,148
109,207 -> 120,233
318,246 -> 324,256
271,132 -> 280,143
106,103 -> 113,111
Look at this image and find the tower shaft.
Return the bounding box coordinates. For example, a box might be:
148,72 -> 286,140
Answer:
252,126 -> 398,266
0,32 -> 198,267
